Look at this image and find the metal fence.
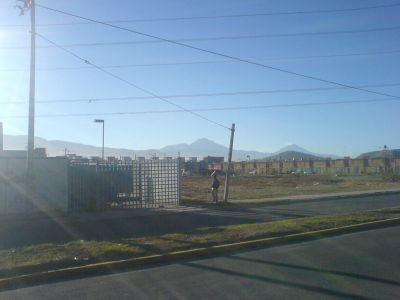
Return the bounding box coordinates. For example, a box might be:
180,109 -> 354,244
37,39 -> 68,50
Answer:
131,159 -> 180,208
68,159 -> 180,212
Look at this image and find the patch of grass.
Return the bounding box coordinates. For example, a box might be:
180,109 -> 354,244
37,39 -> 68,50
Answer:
1,206 -> 400,277
181,174 -> 400,203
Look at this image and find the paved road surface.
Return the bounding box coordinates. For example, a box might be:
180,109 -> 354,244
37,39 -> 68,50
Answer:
0,193 -> 399,249
2,225 -> 399,299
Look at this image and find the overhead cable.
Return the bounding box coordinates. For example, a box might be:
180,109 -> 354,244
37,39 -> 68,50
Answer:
36,4 -> 400,101
3,2 -> 400,27
2,49 -> 400,72
2,83 -> 400,105
3,25 -> 400,50
2,97 -> 399,119
35,32 -> 231,130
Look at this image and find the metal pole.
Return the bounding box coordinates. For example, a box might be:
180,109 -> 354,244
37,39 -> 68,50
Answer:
27,0 -> 36,176
223,123 -> 235,202
94,119 -> 105,161
102,121 -> 104,161
177,152 -> 181,205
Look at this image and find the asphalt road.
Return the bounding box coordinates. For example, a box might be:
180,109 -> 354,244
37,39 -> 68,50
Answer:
195,192 -> 400,220
0,193 -> 399,249
2,225 -> 399,299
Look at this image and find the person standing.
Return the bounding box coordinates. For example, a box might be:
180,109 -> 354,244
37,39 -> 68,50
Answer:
211,171 -> 220,203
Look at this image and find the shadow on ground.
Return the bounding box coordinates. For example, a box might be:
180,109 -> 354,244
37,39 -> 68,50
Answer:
0,207 -> 310,249
1,193 -> 399,249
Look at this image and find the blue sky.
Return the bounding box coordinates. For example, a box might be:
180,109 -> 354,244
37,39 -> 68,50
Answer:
0,0 -> 399,157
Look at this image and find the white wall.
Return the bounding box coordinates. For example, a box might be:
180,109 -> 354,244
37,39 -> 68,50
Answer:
0,158 -> 69,214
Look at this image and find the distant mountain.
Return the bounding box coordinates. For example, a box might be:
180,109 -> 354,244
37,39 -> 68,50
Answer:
160,138 -> 225,154
274,144 -> 340,159
2,135 -> 268,161
274,144 -> 314,155
160,138 -> 268,160
2,135 -> 137,158
357,149 -> 400,159
2,135 -> 345,161
265,151 -> 323,161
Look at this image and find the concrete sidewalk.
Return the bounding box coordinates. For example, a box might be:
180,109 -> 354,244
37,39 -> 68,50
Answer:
61,188 -> 400,221
2,189 -> 399,224
3,188 -> 399,223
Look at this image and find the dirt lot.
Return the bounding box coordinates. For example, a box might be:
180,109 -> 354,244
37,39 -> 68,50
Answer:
181,174 -> 400,202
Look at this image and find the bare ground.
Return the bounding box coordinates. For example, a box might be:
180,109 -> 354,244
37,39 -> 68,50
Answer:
181,174 -> 400,203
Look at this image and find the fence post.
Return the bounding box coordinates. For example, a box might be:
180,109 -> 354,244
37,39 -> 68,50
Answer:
177,157 -> 182,205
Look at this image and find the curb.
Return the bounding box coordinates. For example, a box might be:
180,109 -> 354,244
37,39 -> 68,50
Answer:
228,189 -> 400,206
1,216 -> 400,290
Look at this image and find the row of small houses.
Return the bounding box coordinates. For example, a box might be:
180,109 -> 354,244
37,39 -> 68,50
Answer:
208,157 -> 400,176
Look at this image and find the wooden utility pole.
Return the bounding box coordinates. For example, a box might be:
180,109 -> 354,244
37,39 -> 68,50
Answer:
223,123 -> 235,202
27,0 -> 36,177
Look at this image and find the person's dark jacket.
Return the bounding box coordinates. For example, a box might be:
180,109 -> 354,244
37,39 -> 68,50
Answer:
212,177 -> 220,189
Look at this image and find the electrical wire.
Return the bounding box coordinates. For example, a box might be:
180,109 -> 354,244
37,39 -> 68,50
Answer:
35,32 -> 230,130
1,97 -> 399,119
3,2 -> 400,27
36,4 -> 400,101
4,25 -> 400,50
2,49 -> 400,72
2,83 -> 400,105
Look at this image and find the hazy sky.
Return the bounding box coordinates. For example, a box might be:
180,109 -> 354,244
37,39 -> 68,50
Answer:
0,0 -> 399,156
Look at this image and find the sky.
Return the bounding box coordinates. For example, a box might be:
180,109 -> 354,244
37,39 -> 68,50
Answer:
0,0 -> 399,157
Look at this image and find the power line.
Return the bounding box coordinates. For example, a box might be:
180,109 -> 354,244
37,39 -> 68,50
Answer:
3,2 -> 400,27
35,32 -> 230,130
2,97 -> 399,119
3,83 -> 400,105
4,25 -> 400,50
36,5 -> 400,101
2,48 -> 400,72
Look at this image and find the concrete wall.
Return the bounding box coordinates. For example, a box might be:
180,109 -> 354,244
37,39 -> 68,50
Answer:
0,122 -> 3,151
0,157 -> 69,214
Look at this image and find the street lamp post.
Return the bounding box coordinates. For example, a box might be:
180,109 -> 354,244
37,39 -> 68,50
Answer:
94,119 -> 104,161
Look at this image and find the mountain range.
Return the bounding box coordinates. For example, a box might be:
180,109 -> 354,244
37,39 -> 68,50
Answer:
357,149 -> 400,159
2,135 -> 340,161
264,151 -> 323,161
270,144 -> 338,159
